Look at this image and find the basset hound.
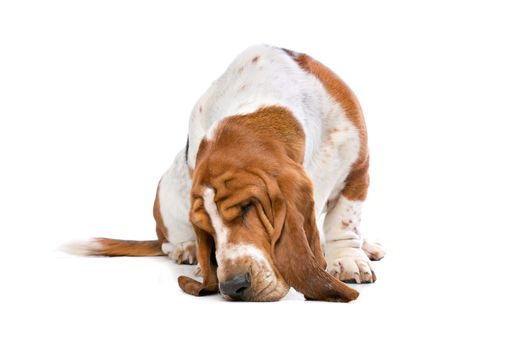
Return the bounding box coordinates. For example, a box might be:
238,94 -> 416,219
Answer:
67,45 -> 385,302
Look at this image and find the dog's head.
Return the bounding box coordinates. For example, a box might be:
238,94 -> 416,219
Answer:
178,107 -> 359,302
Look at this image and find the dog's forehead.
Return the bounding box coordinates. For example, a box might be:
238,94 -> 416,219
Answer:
201,186 -> 243,230
202,186 -> 270,257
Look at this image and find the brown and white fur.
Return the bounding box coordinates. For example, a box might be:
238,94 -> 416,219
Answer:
66,45 -> 385,302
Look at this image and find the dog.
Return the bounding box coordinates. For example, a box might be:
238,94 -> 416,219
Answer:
66,45 -> 385,302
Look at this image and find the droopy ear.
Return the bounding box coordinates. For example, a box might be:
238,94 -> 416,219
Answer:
260,164 -> 359,302
177,226 -> 218,296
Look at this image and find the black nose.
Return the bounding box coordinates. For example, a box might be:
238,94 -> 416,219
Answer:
219,273 -> 251,300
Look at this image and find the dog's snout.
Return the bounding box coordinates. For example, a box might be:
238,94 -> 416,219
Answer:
219,272 -> 251,300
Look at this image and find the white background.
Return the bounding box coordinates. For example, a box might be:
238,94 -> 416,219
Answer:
1,1 -> 524,349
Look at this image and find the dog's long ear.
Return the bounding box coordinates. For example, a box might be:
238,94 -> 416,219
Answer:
177,226 -> 218,296
260,164 -> 359,302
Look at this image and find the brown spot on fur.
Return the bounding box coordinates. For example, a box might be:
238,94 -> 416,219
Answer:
341,220 -> 350,229
199,105 -> 203,113
252,56 -> 260,63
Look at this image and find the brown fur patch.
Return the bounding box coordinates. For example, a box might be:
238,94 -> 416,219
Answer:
285,50 -> 370,201
223,106 -> 305,163
88,238 -> 163,256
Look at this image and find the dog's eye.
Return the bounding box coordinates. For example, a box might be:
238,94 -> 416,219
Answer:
240,202 -> 252,217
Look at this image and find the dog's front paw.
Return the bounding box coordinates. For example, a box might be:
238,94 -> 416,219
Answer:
167,240 -> 197,265
326,248 -> 376,284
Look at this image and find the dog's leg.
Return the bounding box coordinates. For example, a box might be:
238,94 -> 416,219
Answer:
157,149 -> 197,265
323,157 -> 382,283
323,196 -> 375,283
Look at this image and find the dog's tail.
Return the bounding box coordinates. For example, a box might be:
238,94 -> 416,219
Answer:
62,238 -> 164,257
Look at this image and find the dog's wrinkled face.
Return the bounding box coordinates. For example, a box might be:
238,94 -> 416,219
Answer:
177,109 -> 360,302
190,173 -> 289,301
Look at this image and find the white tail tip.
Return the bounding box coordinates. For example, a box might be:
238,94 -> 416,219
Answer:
61,239 -> 103,256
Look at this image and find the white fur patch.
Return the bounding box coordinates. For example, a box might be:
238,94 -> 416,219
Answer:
167,240 -> 197,264
217,243 -> 268,265
310,118 -> 361,217
161,242 -> 174,254
61,239 -> 103,256
323,197 -> 363,248
158,150 -> 195,245
202,187 -> 229,248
